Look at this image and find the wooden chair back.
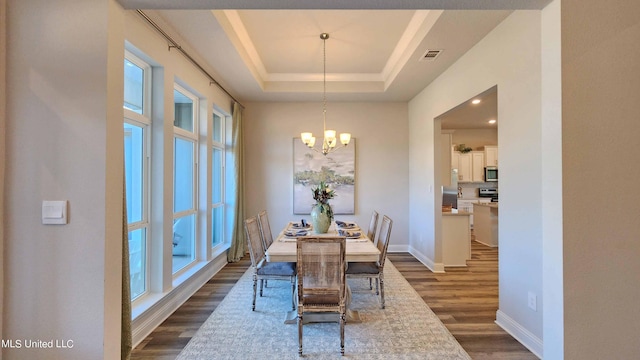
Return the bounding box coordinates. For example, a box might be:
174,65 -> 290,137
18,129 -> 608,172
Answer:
244,216 -> 265,267
257,210 -> 274,251
367,210 -> 379,243
376,215 -> 393,268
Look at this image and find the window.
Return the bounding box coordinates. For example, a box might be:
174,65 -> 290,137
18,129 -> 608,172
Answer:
211,112 -> 225,247
124,58 -> 144,114
173,85 -> 198,274
123,52 -> 151,300
124,46 -> 235,323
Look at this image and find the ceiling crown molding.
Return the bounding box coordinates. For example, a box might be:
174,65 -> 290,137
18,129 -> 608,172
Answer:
212,10 -> 268,90
210,9 -> 446,94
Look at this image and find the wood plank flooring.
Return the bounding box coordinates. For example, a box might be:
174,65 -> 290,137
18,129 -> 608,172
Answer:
131,241 -> 537,359
389,242 -> 538,359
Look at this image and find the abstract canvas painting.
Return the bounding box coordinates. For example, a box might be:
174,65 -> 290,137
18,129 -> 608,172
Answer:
293,138 -> 356,215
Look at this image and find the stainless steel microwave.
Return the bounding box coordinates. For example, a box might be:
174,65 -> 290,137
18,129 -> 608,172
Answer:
484,166 -> 498,182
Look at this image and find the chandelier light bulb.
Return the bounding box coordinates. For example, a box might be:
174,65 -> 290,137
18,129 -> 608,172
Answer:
324,129 -> 336,145
301,132 -> 313,145
340,133 -> 351,145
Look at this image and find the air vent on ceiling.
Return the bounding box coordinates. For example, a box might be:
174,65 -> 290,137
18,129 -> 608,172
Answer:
420,49 -> 443,62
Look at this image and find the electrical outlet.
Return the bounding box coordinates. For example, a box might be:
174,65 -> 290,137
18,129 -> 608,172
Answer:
528,292 -> 537,311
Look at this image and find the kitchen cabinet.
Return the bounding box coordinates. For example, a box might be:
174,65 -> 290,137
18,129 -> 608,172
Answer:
452,150 -> 484,183
484,146 -> 498,167
457,198 -> 491,227
442,212 -> 471,267
473,203 -> 499,247
458,199 -> 476,226
471,151 -> 485,182
455,152 -> 472,182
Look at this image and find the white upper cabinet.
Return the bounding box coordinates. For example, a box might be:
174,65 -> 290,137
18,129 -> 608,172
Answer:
472,151 -> 485,182
452,149 -> 485,183
455,152 -> 472,182
485,146 -> 498,167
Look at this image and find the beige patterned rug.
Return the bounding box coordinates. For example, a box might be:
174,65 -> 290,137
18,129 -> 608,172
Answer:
177,261 -> 471,359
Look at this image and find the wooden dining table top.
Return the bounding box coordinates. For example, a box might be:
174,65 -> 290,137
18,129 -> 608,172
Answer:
265,221 -> 380,263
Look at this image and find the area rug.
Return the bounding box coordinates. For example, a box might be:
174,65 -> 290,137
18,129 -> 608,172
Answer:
177,261 -> 471,359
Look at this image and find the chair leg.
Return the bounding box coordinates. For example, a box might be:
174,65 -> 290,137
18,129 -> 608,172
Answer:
375,277 -> 380,295
252,275 -> 258,311
260,279 -> 264,297
298,313 -> 303,356
340,311 -> 346,356
379,273 -> 385,309
368,277 -> 373,290
291,277 -> 296,310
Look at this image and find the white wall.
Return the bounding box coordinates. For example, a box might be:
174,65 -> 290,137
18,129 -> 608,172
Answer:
561,0 -> 640,358
5,0 -> 123,358
3,1 -> 237,358
243,102 -> 410,251
409,10 -> 544,355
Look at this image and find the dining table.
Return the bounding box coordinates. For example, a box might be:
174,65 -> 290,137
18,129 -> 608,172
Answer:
266,221 -> 380,263
265,220 -> 380,324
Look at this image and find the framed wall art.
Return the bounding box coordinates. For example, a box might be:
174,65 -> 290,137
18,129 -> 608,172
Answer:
293,138 -> 356,215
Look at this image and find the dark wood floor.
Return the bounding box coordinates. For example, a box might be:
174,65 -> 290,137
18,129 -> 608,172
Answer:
131,241 -> 537,359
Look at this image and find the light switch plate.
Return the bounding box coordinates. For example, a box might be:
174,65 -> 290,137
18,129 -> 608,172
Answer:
42,200 -> 68,225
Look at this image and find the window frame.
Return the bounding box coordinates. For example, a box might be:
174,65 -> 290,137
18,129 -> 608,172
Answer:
124,50 -> 152,302
210,110 -> 226,249
172,83 -> 199,276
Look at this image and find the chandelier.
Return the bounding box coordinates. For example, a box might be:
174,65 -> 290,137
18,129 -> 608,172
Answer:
300,33 -> 351,156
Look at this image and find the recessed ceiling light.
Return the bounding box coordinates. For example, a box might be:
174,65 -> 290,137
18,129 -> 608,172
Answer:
488,119 -> 497,124
471,99 -> 481,105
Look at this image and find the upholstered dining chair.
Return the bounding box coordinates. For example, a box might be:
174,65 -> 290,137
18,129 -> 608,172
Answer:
244,216 -> 296,311
346,215 -> 393,309
296,236 -> 347,356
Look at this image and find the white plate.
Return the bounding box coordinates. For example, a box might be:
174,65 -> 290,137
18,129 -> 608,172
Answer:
284,230 -> 308,238
339,230 -> 362,239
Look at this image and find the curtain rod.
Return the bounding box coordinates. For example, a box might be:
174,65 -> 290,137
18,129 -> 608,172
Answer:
136,10 -> 245,109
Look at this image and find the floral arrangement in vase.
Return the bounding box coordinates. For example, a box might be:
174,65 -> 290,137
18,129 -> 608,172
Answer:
310,181 -> 335,233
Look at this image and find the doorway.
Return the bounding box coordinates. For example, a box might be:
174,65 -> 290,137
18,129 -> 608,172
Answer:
435,85 -> 498,269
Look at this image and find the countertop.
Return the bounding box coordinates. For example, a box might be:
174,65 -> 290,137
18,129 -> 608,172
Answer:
474,202 -> 499,209
442,210 -> 472,216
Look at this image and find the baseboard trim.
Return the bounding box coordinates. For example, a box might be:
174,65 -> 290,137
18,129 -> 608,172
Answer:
387,244 -> 409,253
131,253 -> 228,347
408,245 -> 445,273
495,310 -> 543,359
